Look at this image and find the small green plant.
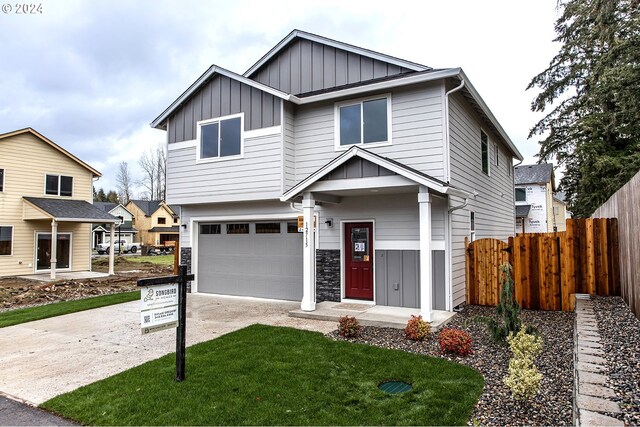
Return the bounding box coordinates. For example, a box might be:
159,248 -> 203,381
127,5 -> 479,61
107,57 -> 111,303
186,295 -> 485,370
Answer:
437,328 -> 473,356
503,325 -> 543,401
404,315 -> 431,341
338,316 -> 361,338
487,262 -> 522,342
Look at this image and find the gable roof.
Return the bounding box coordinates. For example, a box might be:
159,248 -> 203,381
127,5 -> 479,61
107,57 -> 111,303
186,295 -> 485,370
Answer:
150,65 -> 291,130
0,128 -> 101,176
244,29 -> 430,78
94,202 -> 117,212
281,146 -> 475,201
515,163 -> 554,185
128,199 -> 163,216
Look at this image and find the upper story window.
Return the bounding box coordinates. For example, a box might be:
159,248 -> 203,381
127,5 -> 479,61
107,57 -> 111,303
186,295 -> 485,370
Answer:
0,226 -> 12,255
45,174 -> 73,197
515,188 -> 527,202
197,113 -> 243,161
336,95 -> 391,148
0,168 -> 4,192
480,131 -> 489,175
157,217 -> 167,225
494,143 -> 499,166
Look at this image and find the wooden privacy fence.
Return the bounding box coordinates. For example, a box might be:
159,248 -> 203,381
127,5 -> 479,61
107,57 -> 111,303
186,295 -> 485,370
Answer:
466,218 -> 620,311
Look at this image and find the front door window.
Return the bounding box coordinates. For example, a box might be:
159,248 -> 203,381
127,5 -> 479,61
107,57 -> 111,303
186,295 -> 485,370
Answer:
351,228 -> 369,262
36,233 -> 71,270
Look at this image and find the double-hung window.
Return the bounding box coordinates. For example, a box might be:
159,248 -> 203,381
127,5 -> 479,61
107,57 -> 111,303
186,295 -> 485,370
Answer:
198,113 -> 243,161
0,226 -> 12,256
0,168 -> 4,192
337,95 -> 390,148
481,130 -> 489,175
45,174 -> 73,196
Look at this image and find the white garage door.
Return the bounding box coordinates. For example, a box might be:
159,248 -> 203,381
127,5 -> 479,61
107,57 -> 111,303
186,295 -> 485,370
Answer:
197,221 -> 303,301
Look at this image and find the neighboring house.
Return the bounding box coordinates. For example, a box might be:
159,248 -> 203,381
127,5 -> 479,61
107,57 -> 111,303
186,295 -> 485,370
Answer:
514,163 -> 567,233
125,200 -> 180,246
151,29 -> 523,320
92,202 -> 138,248
552,191 -> 571,231
0,128 -> 118,278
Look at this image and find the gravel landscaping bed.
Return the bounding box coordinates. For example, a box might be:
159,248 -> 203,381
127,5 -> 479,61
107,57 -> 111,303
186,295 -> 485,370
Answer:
591,295 -> 640,425
329,305 -> 574,426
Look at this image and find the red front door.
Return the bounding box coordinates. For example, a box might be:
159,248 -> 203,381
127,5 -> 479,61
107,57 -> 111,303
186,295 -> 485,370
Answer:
345,222 -> 374,300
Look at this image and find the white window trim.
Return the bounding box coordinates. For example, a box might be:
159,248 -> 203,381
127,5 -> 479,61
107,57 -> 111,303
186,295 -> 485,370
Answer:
34,231 -> 73,271
334,93 -> 393,151
43,173 -> 74,197
494,142 -> 499,167
0,225 -> 13,256
0,167 -> 4,192
480,129 -> 490,176
470,211 -> 476,242
196,112 -> 245,164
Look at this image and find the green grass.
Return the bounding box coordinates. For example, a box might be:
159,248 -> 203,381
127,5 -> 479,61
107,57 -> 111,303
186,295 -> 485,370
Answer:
0,291 -> 139,328
128,255 -> 174,265
42,325 -> 483,426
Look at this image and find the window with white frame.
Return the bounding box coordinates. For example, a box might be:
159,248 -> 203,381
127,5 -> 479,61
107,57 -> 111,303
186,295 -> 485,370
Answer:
470,211 -> 476,242
481,131 -> 489,175
0,226 -> 12,255
337,95 -> 390,147
494,143 -> 499,166
45,174 -> 73,196
198,114 -> 243,160
0,168 -> 4,192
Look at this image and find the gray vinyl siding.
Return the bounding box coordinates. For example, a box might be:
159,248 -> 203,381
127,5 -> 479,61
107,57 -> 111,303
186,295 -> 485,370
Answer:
292,83 -> 445,183
283,102 -> 296,191
166,132 -> 282,205
167,74 -> 281,144
315,193 -> 446,250
448,91 -> 516,307
251,38 -> 413,95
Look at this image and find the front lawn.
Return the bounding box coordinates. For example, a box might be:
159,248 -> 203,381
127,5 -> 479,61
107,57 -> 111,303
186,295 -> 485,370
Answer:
42,324 -> 483,426
0,291 -> 139,328
128,255 -> 174,266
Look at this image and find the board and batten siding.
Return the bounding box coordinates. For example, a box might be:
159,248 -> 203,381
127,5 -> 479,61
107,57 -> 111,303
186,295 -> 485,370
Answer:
448,92 -> 516,307
316,193 -> 446,250
0,132 -> 94,276
292,83 -> 445,184
251,38 -> 414,95
167,74 -> 282,144
166,131 -> 282,205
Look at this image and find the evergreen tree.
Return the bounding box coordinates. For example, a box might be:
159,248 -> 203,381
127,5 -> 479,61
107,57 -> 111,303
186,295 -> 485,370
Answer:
105,190 -> 119,203
94,187 -> 107,202
528,0 -> 640,217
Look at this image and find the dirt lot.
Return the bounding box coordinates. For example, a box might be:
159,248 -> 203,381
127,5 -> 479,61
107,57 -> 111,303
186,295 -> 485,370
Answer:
0,257 -> 173,311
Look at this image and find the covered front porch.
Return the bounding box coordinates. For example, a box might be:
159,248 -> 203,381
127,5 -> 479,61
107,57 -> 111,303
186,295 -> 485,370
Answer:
23,197 -> 121,279
281,146 -> 474,322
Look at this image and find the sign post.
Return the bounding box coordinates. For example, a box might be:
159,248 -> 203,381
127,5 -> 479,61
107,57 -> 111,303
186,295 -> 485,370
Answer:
137,265 -> 194,382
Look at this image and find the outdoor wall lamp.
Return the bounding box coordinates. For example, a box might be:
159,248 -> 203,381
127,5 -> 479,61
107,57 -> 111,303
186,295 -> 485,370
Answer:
181,223 -> 187,230
325,218 -> 333,228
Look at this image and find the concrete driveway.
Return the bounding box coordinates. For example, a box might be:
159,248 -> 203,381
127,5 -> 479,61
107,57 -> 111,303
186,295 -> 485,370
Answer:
0,294 -> 336,405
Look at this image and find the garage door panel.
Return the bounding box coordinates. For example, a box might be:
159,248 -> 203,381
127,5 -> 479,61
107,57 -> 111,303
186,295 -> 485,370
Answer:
198,222 -> 303,301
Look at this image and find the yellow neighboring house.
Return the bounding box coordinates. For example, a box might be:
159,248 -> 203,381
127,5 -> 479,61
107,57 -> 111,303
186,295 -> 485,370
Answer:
125,200 -> 180,246
0,128 -> 119,278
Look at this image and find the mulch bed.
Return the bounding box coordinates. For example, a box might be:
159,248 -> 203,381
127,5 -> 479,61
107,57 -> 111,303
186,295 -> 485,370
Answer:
329,305 -> 575,426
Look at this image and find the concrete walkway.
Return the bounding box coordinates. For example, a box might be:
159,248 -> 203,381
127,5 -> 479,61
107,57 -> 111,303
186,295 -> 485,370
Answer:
19,271 -> 110,282
290,301 -> 456,329
0,294 -> 336,405
574,295 -> 623,426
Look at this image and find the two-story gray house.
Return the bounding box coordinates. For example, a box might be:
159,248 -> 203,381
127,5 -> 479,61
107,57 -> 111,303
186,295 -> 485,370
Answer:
151,30 -> 522,321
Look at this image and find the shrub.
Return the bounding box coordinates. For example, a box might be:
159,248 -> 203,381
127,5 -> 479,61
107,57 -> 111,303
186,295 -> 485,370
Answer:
503,325 -> 543,400
487,262 -> 522,342
338,316 -> 361,338
404,315 -> 431,341
438,328 -> 473,356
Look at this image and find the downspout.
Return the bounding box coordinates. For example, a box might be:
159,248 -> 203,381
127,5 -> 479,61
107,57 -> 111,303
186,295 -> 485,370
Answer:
444,78 -> 465,183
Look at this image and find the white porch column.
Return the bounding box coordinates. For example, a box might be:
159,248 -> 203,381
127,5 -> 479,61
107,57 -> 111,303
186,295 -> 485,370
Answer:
108,223 -> 115,275
50,220 -> 58,280
301,192 -> 316,311
418,186 -> 433,322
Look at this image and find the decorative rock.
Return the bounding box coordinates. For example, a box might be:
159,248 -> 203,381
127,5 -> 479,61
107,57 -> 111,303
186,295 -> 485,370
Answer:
577,395 -> 622,413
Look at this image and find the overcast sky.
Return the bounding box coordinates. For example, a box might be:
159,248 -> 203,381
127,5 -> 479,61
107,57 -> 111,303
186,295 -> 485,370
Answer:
0,0 -> 561,196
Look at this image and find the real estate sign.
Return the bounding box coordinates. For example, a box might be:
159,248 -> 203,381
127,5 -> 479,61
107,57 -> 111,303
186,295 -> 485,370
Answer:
140,283 -> 179,334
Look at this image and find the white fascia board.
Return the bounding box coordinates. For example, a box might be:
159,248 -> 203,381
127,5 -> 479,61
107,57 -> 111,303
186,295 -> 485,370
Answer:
244,29 -> 429,78
56,217 -> 120,223
108,204 -> 134,217
150,65 -> 291,130
306,175 -> 417,193
292,68 -> 461,105
457,69 -> 523,161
